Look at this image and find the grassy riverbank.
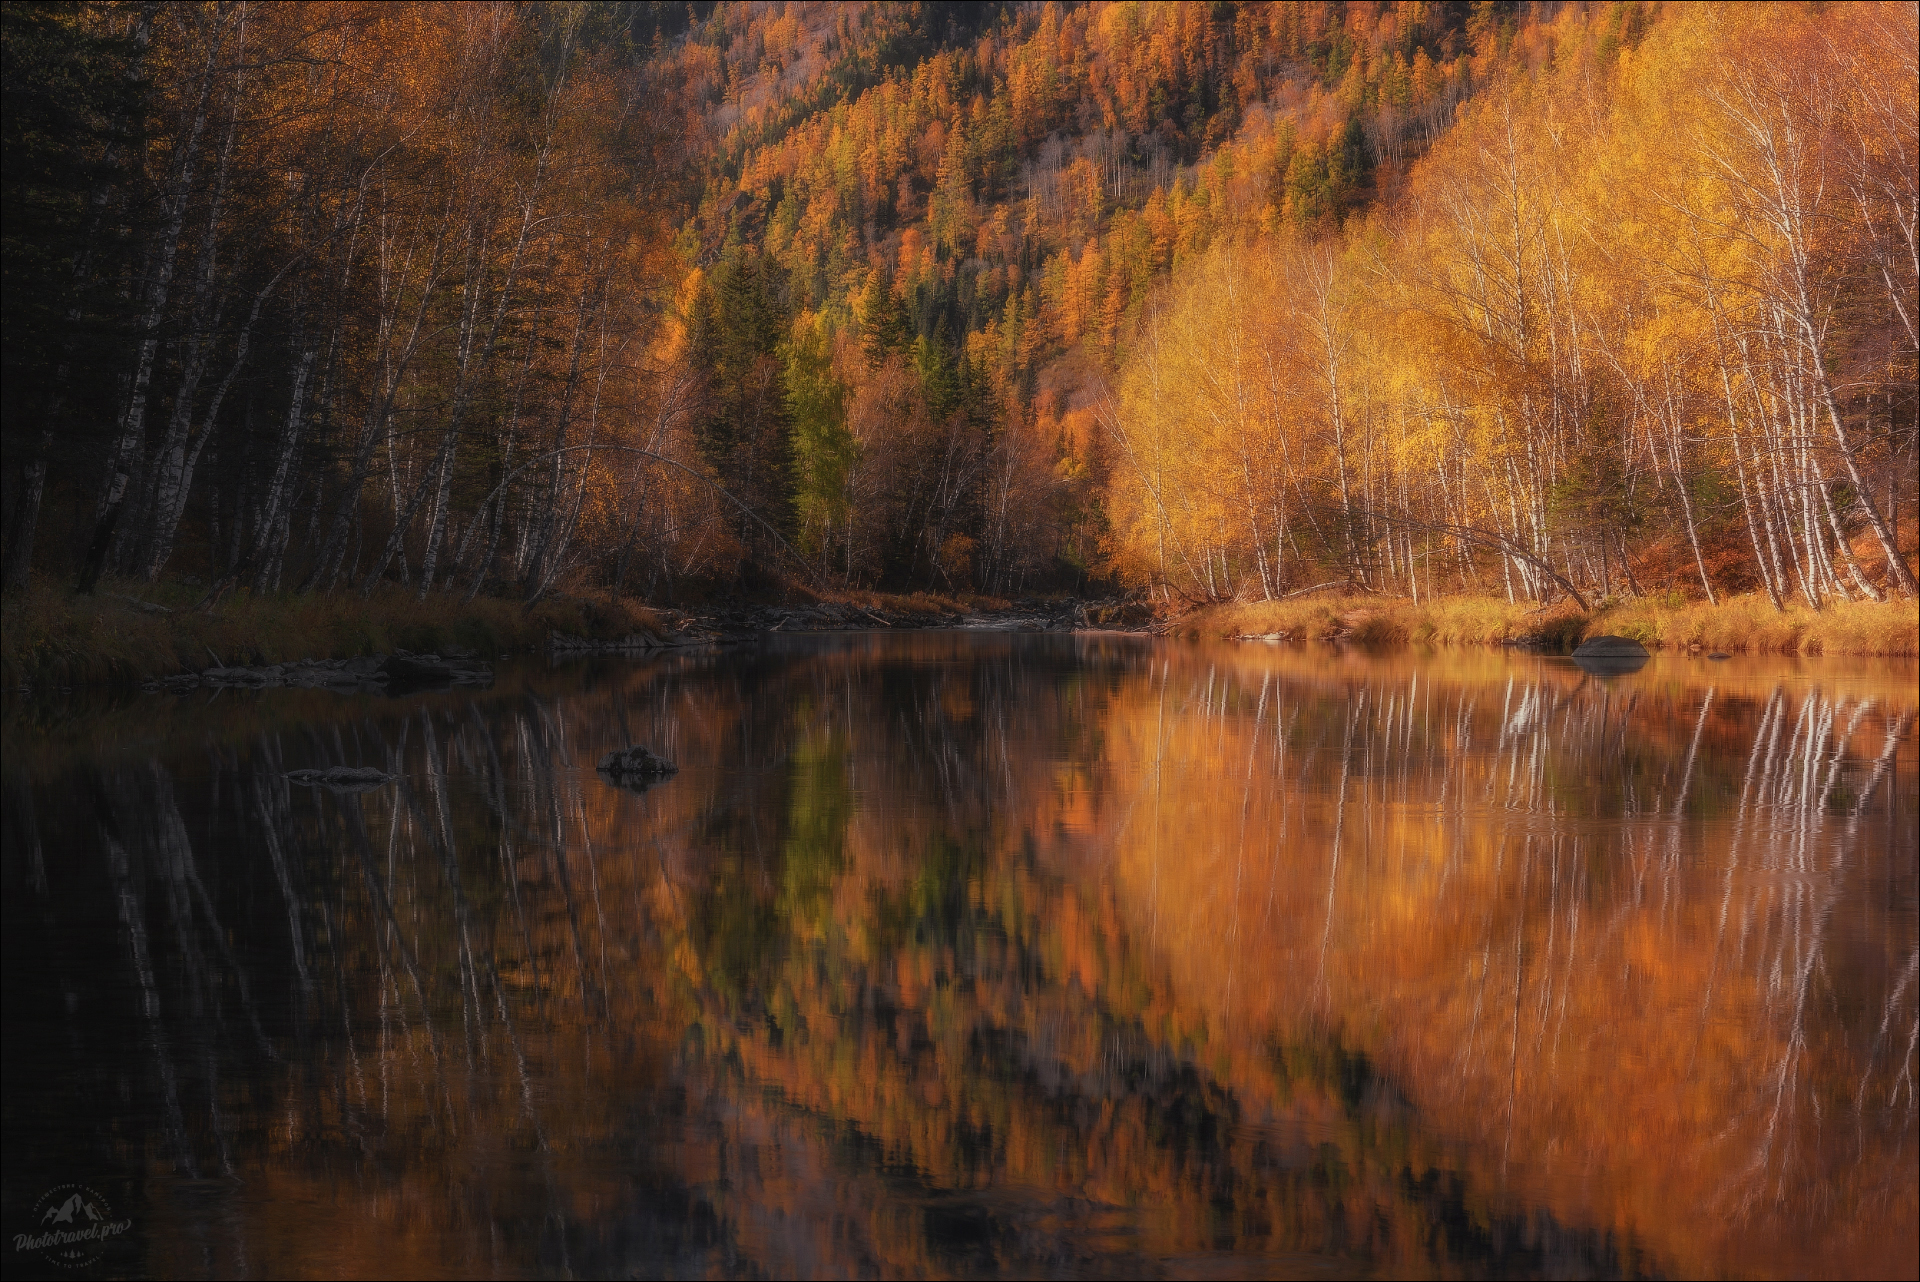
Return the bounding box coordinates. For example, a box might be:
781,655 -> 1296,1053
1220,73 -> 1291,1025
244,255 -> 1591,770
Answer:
1,579 -> 677,691
8,579 -> 1914,693
1,577 -> 1014,692
1182,591 -> 1919,656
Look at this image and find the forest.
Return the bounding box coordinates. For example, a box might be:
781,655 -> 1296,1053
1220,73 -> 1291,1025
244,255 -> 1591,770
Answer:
1,0 -> 1915,612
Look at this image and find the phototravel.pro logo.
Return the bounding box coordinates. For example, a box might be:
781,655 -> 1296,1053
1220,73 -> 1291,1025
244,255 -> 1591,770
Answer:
13,1184 -> 132,1270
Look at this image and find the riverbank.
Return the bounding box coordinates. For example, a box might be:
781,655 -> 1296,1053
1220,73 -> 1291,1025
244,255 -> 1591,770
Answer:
9,580 -> 1914,693
0,578 -> 1038,693
1180,591 -> 1920,656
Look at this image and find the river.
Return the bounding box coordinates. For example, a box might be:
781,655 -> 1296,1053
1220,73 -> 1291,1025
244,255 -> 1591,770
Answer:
3,633 -> 1915,1279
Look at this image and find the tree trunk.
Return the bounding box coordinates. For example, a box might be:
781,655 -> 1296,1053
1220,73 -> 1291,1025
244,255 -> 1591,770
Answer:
78,16 -> 228,590
248,344 -> 318,595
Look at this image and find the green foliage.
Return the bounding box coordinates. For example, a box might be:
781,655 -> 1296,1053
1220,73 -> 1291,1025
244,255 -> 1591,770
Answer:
857,269 -> 914,369
694,718 -> 856,1000
692,248 -> 796,547
782,316 -> 856,560
913,318 -> 962,420
1280,117 -> 1371,226
777,727 -> 853,931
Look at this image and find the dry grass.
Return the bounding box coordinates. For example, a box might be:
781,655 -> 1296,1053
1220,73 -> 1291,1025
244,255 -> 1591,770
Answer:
1183,590 -> 1917,656
2,578 -> 671,690
1593,592 -> 1918,656
1190,594 -> 1586,648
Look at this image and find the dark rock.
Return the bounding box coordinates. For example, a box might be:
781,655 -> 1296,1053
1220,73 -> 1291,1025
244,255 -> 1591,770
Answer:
1572,635 -> 1651,658
1572,634 -> 1650,675
597,745 -> 678,789
1708,652 -> 1731,660
286,766 -> 394,791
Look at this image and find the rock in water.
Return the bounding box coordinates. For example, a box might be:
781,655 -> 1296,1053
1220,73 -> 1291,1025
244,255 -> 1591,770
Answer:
597,745 -> 679,784
1572,635 -> 1651,658
1571,634 -> 1650,675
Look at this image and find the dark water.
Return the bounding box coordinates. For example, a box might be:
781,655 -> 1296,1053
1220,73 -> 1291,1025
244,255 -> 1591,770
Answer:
3,634 -> 1915,1280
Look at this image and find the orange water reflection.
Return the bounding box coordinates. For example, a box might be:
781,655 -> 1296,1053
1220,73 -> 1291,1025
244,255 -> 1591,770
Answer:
3,636 -> 1913,1279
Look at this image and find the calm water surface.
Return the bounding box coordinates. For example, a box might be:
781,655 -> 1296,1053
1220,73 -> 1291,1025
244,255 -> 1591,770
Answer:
3,634 -> 1915,1279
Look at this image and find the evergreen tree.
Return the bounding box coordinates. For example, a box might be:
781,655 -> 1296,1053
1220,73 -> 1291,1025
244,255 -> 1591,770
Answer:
783,315 -> 855,576
694,248 -> 796,557
858,269 -> 913,371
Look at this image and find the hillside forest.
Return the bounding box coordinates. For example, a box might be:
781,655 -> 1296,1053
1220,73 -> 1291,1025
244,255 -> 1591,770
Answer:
2,0 -> 1915,610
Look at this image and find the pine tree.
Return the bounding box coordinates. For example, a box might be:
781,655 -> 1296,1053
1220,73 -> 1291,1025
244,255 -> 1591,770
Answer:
695,248 -> 796,552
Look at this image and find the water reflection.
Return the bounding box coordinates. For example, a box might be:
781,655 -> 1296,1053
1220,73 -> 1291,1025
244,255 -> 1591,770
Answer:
2,638 -> 1913,1279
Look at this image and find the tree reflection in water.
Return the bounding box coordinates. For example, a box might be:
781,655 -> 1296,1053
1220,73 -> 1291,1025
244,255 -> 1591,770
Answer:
3,637 -> 1913,1279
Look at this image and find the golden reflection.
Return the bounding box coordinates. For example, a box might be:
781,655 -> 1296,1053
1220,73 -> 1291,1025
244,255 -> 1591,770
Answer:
6,638 -> 1913,1279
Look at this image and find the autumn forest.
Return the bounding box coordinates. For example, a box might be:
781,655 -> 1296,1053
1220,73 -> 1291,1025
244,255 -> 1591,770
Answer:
1,0 -> 1916,612
3,9 -> 1917,1276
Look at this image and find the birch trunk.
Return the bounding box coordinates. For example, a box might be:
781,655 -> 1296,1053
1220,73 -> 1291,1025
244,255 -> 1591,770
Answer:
247,344 -> 318,594
78,9 -> 230,592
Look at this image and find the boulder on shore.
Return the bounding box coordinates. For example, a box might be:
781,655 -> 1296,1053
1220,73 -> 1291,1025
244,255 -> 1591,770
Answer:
597,745 -> 679,787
